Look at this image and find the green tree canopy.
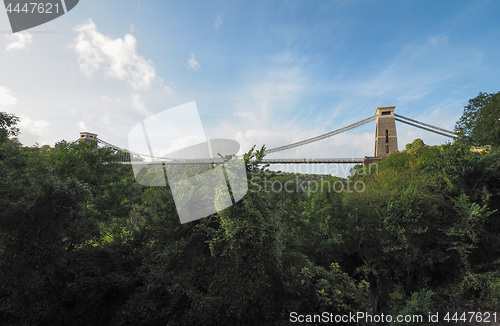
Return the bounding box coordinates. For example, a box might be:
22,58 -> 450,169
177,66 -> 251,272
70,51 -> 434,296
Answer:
0,111 -> 19,144
455,91 -> 500,147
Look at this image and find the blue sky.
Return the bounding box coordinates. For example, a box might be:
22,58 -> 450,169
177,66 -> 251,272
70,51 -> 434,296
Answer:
1,0 -> 500,174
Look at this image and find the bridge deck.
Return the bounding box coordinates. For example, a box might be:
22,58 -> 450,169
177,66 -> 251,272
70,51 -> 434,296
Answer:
120,158 -> 364,165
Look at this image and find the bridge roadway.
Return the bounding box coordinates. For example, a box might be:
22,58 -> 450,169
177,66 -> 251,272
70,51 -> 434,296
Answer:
120,158 -> 364,165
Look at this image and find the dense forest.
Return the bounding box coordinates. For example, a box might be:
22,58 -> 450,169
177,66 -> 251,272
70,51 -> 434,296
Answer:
1,92 -> 499,325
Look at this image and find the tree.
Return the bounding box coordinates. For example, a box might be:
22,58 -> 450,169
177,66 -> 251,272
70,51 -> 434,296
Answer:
455,91 -> 500,147
404,138 -> 425,154
0,111 -> 19,144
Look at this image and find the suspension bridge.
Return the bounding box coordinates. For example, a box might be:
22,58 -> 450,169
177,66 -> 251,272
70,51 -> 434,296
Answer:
80,106 -> 457,166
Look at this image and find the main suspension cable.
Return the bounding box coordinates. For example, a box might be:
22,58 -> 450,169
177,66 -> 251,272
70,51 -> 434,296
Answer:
394,113 -> 456,137
394,117 -> 457,138
264,115 -> 377,154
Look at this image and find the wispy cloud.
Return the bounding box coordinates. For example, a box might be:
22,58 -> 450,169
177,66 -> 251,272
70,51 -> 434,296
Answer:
0,86 -> 17,107
130,93 -> 152,116
18,114 -> 50,137
429,35 -> 449,47
233,67 -> 305,122
323,34 -> 481,109
72,18 -> 156,90
163,85 -> 174,96
0,86 -> 50,143
214,14 -> 223,29
187,53 -> 200,70
5,31 -> 33,51
78,120 -> 88,131
204,64 -> 310,155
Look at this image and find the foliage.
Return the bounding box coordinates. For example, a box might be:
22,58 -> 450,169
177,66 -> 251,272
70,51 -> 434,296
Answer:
390,289 -> 435,326
1,94 -> 500,324
455,91 -> 500,147
0,111 -> 19,144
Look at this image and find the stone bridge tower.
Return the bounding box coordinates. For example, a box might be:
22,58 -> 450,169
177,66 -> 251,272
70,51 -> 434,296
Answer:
374,106 -> 398,157
79,132 -> 98,142
79,132 -> 99,151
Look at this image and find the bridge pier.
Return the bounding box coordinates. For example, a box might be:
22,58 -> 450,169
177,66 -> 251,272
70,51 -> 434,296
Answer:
79,132 -> 98,142
363,106 -> 398,166
374,106 -> 398,158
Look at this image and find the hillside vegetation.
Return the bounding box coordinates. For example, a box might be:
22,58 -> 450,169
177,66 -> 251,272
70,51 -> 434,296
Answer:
0,92 -> 499,325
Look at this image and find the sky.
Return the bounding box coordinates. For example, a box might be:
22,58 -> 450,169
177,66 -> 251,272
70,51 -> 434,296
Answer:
1,0 -> 500,175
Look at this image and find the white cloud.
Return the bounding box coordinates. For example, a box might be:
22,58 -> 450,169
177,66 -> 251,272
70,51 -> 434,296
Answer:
0,86 -> 17,107
102,114 -> 111,125
187,53 -> 200,71
130,93 -> 152,116
163,85 -> 174,96
19,114 -> 49,136
233,68 -> 304,122
429,35 -> 449,46
78,120 -> 88,131
72,18 -> 156,90
214,14 -> 223,29
5,31 -> 33,51
397,90 -> 427,103
206,66 -> 312,158
0,88 -> 49,140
